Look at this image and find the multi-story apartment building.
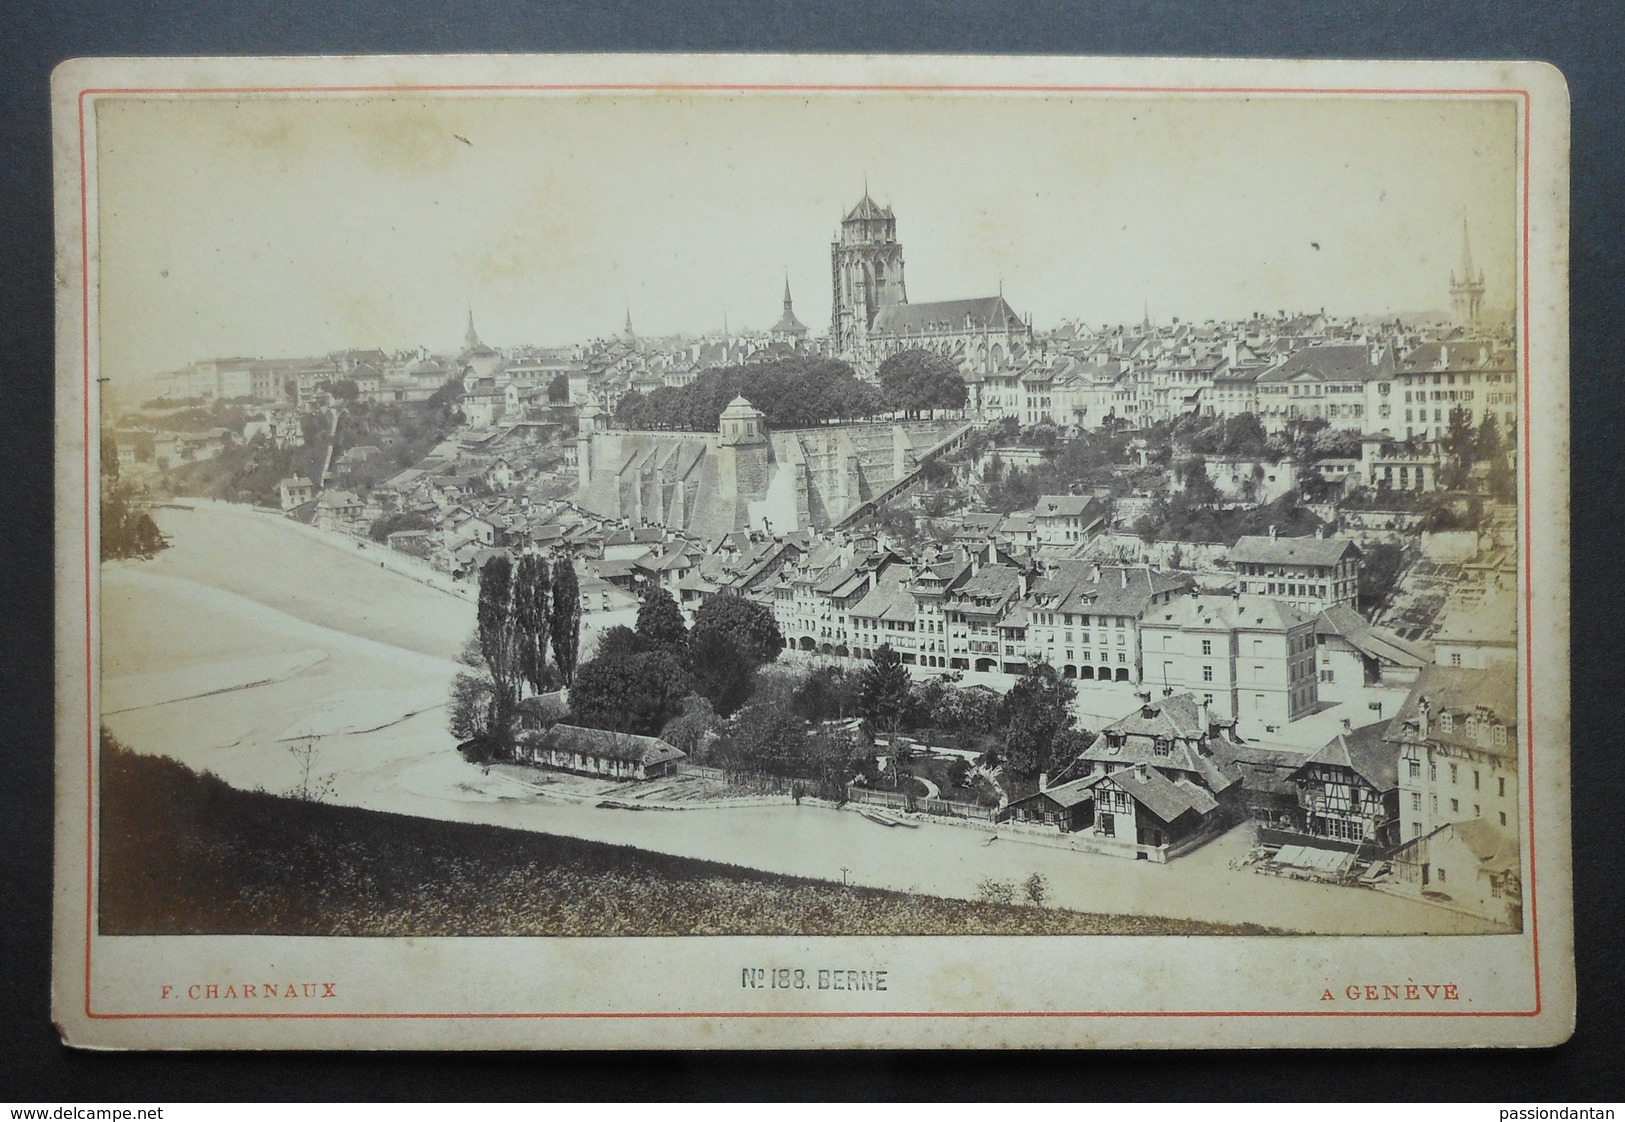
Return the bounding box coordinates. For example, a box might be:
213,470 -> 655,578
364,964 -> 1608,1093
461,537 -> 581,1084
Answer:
1139,593 -> 1319,739
1012,562 -> 1193,684
1389,664 -> 1519,845
1229,527 -> 1362,614
945,563 -> 1028,674
1033,494 -> 1106,547
1254,343 -> 1397,436
1394,341 -> 1519,442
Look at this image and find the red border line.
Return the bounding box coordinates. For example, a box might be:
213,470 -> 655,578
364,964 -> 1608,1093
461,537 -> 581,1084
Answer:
76,79 -> 1542,1025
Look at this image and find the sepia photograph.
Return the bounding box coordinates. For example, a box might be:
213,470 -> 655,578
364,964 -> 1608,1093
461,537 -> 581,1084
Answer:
52,52 -> 1573,1049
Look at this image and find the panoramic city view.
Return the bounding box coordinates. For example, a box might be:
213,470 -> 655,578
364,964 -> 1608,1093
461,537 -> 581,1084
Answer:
93,93 -> 1523,938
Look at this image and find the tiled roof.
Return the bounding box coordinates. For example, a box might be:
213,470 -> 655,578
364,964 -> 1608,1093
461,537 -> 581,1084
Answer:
1230,534 -> 1360,568
531,723 -> 685,767
1144,593 -> 1309,633
1256,344 -> 1393,385
1104,765 -> 1219,823
1299,721 -> 1399,791
872,296 -> 1024,335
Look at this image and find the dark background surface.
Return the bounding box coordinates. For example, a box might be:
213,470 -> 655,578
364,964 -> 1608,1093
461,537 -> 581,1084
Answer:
3,0 -> 1620,1101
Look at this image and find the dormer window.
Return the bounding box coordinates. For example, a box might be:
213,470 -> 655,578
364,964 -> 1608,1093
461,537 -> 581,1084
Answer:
1153,737 -> 1172,757
1440,712 -> 1454,734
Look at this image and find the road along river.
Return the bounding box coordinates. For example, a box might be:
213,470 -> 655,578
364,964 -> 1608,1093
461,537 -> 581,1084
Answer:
98,502 -> 1497,934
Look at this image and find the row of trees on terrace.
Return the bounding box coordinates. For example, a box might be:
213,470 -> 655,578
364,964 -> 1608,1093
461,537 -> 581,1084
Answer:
613,356 -> 884,431
611,349 -> 968,433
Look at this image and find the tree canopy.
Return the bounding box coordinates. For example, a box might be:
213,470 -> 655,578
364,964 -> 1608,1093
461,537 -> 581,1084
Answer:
857,644 -> 912,739
691,592 -> 783,667
998,661 -> 1078,779
876,348 -> 968,417
569,648 -> 692,736
635,586 -> 688,650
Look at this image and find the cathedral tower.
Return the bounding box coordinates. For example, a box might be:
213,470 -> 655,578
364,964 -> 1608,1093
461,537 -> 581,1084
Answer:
830,191 -> 908,356
1449,217 -> 1486,327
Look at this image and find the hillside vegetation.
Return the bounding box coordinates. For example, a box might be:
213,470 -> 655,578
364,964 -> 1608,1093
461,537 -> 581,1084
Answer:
99,734 -> 1281,938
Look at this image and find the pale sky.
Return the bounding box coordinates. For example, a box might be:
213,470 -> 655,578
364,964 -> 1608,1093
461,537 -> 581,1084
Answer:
94,92 -> 1519,379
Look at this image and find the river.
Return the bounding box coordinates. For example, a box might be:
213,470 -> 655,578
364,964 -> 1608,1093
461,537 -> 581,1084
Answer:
97,502 -> 1498,934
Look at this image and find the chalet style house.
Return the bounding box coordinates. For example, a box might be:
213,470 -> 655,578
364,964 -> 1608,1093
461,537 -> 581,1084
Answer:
1269,721 -> 1401,853
1001,693 -> 1245,862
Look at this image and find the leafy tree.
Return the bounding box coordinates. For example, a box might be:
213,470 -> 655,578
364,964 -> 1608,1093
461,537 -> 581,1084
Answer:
368,510 -> 433,543
514,554 -> 553,695
1474,413 -> 1503,463
1357,541 -> 1407,617
594,625 -> 646,660
806,723 -> 861,801
447,669 -> 499,745
1023,872 -> 1049,908
722,683 -> 808,774
877,348 -> 968,417
690,592 -> 783,666
569,649 -> 692,736
636,585 -> 688,650
100,483 -> 166,561
998,661 -> 1077,779
858,644 -> 913,743
548,557 -> 582,684
427,377 -> 464,415
792,665 -> 859,722
659,695 -> 721,760
936,684 -> 1001,736
685,629 -> 759,717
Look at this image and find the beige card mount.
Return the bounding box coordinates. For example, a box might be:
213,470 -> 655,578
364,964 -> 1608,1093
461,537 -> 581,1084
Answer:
53,53 -> 1572,1049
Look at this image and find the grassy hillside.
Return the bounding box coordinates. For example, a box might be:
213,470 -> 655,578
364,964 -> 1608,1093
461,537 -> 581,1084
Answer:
98,734 -> 1282,937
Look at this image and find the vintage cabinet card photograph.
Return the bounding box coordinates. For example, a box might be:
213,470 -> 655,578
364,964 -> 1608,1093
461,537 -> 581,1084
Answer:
51,52 -> 1573,1049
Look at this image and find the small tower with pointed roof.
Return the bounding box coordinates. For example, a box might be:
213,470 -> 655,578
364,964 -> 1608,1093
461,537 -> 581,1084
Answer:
771,275 -> 810,344
1450,217 -> 1486,326
719,395 -> 767,446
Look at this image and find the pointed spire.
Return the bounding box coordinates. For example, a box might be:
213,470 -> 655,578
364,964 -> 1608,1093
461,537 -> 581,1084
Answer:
784,270 -> 794,311
624,302 -> 634,338
1142,300 -> 1151,330
464,306 -> 481,350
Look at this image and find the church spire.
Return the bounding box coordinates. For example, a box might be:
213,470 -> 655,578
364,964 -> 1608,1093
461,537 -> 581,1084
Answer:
784,272 -> 794,312
624,302 -> 634,339
1449,215 -> 1486,326
1458,216 -> 1480,284
464,306 -> 481,351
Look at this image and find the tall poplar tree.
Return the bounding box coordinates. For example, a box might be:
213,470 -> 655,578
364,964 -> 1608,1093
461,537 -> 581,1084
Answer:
513,553 -> 553,695
549,556 -> 582,685
476,554 -> 522,746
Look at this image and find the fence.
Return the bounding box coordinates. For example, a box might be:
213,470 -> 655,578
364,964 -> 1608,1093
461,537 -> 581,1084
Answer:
682,764 -> 811,797
846,785 -> 998,822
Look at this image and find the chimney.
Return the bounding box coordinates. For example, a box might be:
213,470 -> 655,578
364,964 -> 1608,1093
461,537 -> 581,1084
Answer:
1341,717 -> 1352,731
1135,762 -> 1148,777
1196,696 -> 1210,732
1038,772 -> 1049,792
1417,697 -> 1431,740
1268,524 -> 1278,542
1315,526 -> 1325,540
